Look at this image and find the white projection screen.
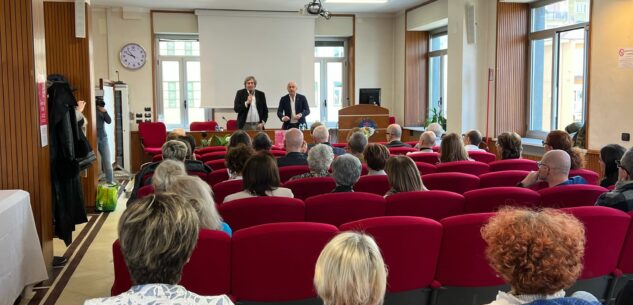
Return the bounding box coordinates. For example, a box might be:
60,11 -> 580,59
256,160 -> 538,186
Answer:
196,11 -> 316,111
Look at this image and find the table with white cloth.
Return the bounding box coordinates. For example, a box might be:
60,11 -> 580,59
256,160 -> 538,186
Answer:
0,190 -> 48,305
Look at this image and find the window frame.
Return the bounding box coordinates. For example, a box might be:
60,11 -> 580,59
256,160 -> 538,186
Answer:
428,28 -> 448,119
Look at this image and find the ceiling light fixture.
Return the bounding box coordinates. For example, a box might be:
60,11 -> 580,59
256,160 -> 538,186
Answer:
302,0 -> 331,19
326,0 -> 388,3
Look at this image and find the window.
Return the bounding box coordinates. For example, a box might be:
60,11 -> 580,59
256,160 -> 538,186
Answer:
428,31 -> 448,119
528,0 -> 589,133
314,40 -> 347,127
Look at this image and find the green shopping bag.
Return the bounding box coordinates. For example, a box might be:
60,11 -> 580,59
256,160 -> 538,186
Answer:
96,183 -> 118,212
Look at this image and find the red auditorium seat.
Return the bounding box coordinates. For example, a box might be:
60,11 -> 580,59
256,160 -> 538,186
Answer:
613,211 -> 633,299
409,152 -> 440,165
434,213 -> 507,305
305,193 -> 386,226
136,185 -> 154,199
200,151 -> 226,163
361,163 -> 369,175
151,154 -> 162,162
278,165 -> 310,183
389,116 -> 396,124
422,172 -> 480,194
270,150 -> 287,157
282,177 -> 336,200
271,145 -> 285,151
538,184 -> 609,208
467,151 -> 496,164
111,229 -> 231,296
332,143 -> 346,148
432,146 -> 440,152
406,141 -> 418,147
205,159 -> 227,170
195,146 -> 226,155
190,121 -> 218,132
415,162 -> 437,175
570,169 -> 600,185
231,222 -> 338,304
479,170 -> 530,188
385,191 -> 464,221
355,175 -> 390,196
561,206 -> 631,301
214,179 -> 244,203
436,160 -> 490,176
389,147 -> 418,155
206,168 -> 229,187
340,216 -> 442,305
218,197 -> 305,231
463,187 -> 541,213
226,119 -> 238,131
488,159 -> 538,172
138,122 -> 166,155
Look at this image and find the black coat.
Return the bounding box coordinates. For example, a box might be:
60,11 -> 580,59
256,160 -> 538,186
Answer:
233,89 -> 268,129
277,93 -> 310,129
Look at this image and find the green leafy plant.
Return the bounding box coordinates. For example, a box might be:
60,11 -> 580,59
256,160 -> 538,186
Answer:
425,107 -> 447,131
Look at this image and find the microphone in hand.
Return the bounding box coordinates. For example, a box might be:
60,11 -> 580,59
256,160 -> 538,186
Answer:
221,116 -> 228,122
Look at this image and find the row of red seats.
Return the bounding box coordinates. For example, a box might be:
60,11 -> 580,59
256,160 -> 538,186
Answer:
112,207 -> 633,305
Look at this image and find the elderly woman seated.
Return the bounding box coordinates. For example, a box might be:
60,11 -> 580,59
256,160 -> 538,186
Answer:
331,154 -> 362,192
289,144 -> 334,181
224,152 -> 294,203
151,160 -> 186,192
85,193 -> 233,305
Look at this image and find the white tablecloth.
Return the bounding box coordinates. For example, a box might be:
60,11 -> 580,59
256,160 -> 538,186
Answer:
0,190 -> 48,305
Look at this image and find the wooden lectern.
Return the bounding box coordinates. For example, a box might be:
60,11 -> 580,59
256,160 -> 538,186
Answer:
338,104 -> 390,143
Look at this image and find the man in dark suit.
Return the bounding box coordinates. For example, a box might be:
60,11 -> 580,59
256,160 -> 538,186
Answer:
234,76 -> 268,130
385,124 -> 412,148
277,81 -> 310,130
277,128 -> 308,167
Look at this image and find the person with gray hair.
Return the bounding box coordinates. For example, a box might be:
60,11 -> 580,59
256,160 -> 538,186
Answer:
596,147 -> 633,212
426,122 -> 445,146
152,160 -> 186,192
234,75 -> 268,130
517,149 -> 587,188
311,125 -> 345,156
414,131 -> 436,153
277,128 -> 308,167
331,154 -> 362,192
289,144 -> 334,181
85,193 -> 234,305
347,132 -> 368,162
385,124 -> 411,148
162,140 -> 189,161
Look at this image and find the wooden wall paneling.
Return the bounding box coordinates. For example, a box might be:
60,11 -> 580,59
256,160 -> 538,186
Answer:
44,2 -> 98,211
348,15 -> 356,105
494,3 -> 529,136
404,31 -> 428,126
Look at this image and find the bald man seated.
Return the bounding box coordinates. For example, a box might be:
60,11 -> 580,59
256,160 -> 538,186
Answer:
414,131 -> 436,153
517,149 -> 587,188
385,124 -> 411,148
277,81 -> 310,130
277,128 -> 308,167
310,125 -> 346,156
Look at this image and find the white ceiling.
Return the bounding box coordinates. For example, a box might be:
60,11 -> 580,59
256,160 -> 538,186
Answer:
91,0 -> 425,14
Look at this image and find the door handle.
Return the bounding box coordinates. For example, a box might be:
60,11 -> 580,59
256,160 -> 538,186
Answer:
324,99 -> 327,107
184,100 -> 187,109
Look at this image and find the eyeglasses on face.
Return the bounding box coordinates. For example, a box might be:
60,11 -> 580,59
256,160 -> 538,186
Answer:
537,161 -> 549,169
616,160 -> 630,175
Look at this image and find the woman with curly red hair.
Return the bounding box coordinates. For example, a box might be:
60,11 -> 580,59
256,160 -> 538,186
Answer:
481,207 -> 600,305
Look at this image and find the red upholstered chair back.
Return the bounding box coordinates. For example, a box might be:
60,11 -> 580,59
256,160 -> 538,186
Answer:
416,162 -> 437,175
111,229 -> 231,296
186,170 -> 208,180
137,185 -> 155,199
195,146 -> 227,155
538,184 -> 609,208
479,170 -> 530,188
389,147 -> 418,155
467,151 -> 496,164
389,116 -> 396,124
270,150 -> 287,157
406,141 -> 418,147
355,175 -> 391,196
305,193 -> 386,226
617,211 -> 633,274
340,216 -> 442,293
385,191 -> 464,221
436,160 -> 490,176
200,151 -> 226,163
361,163 -> 369,175
214,179 -> 244,203
432,146 -> 440,152
332,143 -> 347,148
190,121 -> 218,132
422,172 -> 480,194
607,184 -> 616,191
271,145 -> 285,151
279,165 -> 310,183
231,222 -> 338,302
227,119 -> 238,131
463,187 -> 541,214
204,159 -> 227,171
138,122 -> 167,152
282,177 -> 336,200
488,159 -> 538,172
151,154 -> 163,162
409,152 -> 440,165
206,168 -> 229,187
569,169 -> 600,185
218,197 -> 305,231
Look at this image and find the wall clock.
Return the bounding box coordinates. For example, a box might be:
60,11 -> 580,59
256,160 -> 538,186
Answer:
119,43 -> 147,70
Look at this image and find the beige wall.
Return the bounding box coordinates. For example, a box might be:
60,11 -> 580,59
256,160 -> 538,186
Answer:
407,0 -> 448,31
393,12 -> 406,124
316,16 -> 353,37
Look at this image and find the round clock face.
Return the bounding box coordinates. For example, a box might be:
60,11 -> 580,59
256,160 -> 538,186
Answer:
119,43 -> 147,70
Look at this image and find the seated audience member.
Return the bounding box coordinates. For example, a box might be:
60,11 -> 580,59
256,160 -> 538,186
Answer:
482,207 -> 600,305
252,132 -> 273,152
166,175 -> 232,236
228,130 -> 252,148
331,154 -> 362,192
518,150 -> 587,188
439,133 -> 470,163
616,280 -> 633,305
426,122 -> 445,146
311,125 -> 346,156
277,128 -> 308,167
413,131 -> 436,152
599,144 -> 626,188
224,152 -> 293,203
385,124 -> 411,148
347,132 -> 368,162
496,132 -> 522,160
364,143 -> 390,175
346,127 -> 363,142
463,130 -> 485,151
310,121 -> 324,134
314,232 -> 387,305
225,144 -> 255,180
85,193 -> 234,305
289,144 -> 334,181
300,141 -> 308,154
384,155 -> 427,197
596,147 -> 633,212
151,160 -> 186,192
544,130 -> 584,169
166,131 -> 196,159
